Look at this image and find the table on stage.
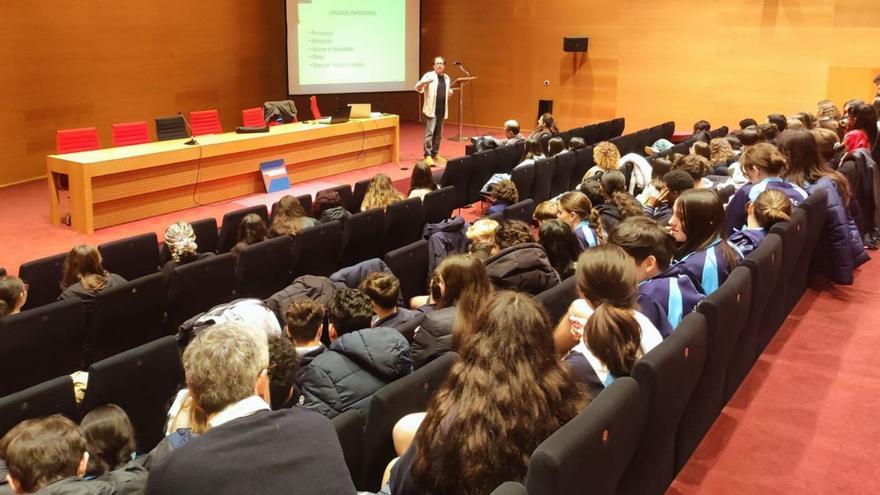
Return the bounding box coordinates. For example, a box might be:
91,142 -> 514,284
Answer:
47,115 -> 400,234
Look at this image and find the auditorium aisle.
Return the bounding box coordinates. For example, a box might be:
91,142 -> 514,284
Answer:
669,260 -> 880,494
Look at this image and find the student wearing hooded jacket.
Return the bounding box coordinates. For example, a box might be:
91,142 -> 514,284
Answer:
483,220 -> 560,295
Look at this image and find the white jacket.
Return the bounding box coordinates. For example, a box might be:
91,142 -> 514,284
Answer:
416,71 -> 453,119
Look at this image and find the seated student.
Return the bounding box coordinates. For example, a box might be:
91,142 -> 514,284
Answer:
553,245 -> 663,397
486,179 -> 519,215
608,217 -> 703,337
842,102 -> 878,153
725,142 -> 808,235
79,404 -> 148,491
484,220 -> 560,295
298,289 -> 412,418
709,137 -> 736,172
0,275 -> 27,318
567,136 -> 586,152
407,161 -> 438,201
515,138 -> 546,168
538,219 -> 581,280
267,335 -> 299,410
161,221 -> 213,276
389,291 -> 586,495
359,272 -> 419,331
595,170 -> 644,231
691,140 -> 712,162
674,153 -> 714,189
547,136 -> 566,156
667,189 -> 742,296
362,173 -> 406,212
283,299 -> 326,366
583,141 -> 621,180
411,255 -> 493,368
270,195 -> 317,237
312,190 -> 351,224
230,213 -> 268,256
526,112 -> 560,141
557,191 -> 603,249
739,118 -> 758,130
58,245 -> 126,309
1,415 -> 117,494
147,322 -> 357,495
729,189 -> 792,258
767,113 -> 788,134
643,169 -> 694,226
637,156 -> 672,205
532,200 -> 559,226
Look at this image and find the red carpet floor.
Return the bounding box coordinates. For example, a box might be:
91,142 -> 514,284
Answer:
669,261 -> 880,494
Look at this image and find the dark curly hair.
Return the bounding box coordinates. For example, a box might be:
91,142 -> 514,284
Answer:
267,335 -> 299,409
327,288 -> 373,335
492,179 -> 519,204
494,220 -> 533,249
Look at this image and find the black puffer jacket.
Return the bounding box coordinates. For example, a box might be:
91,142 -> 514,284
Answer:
298,327 -> 412,418
484,243 -> 560,295
410,306 -> 456,369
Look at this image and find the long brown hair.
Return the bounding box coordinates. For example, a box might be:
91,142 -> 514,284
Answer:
600,170 -> 644,220
61,245 -> 109,291
271,195 -> 310,236
409,161 -> 438,193
558,191 -> 604,239
434,255 -> 492,335
575,245 -> 642,377
361,173 -> 404,211
79,404 -> 136,476
411,291 -> 586,494
777,129 -> 851,203
673,189 -> 739,268
739,142 -> 788,176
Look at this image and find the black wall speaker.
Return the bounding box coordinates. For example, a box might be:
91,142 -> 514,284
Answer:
563,36 -> 589,52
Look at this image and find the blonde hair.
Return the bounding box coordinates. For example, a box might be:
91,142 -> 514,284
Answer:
593,141 -> 621,171
165,221 -> 198,262
709,138 -> 734,165
533,200 -> 559,223
752,189 -> 792,231
466,218 -> 499,243
361,174 -> 405,211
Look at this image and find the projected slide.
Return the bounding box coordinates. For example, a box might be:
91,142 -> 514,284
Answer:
286,0 -> 420,94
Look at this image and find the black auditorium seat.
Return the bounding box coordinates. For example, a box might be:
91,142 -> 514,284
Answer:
217,205 -> 269,253
0,376 -> 79,438
341,209 -> 386,267
98,232 -> 160,281
234,236 -> 293,299
423,186 -> 457,224
165,253 -> 235,331
290,221 -> 344,279
383,240 -> 429,303
18,252 -> 67,310
382,198 -> 426,255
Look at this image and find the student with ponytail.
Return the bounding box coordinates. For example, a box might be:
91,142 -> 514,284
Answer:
553,245 -> 663,396
595,170 -> 644,231
724,142 -> 807,235
0,276 -> 27,318
667,189 -> 742,296
729,189 -> 792,257
556,191 -> 603,250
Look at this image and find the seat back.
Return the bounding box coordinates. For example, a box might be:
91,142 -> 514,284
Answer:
503,199 -> 536,223
111,121 -> 151,147
341,209 -> 386,266
352,178 -> 373,213
317,184 -> 355,213
675,266 -> 752,472
241,107 -> 265,127
619,312 -> 707,495
531,157 -> 556,203
159,217 -> 219,266
89,273 -> 167,364
765,209 -> 807,346
526,377 -> 645,495
166,253 -> 236,331
18,252 -> 67,310
0,299 -> 86,396
790,189 -> 827,310
154,115 -> 189,141
0,376 -> 79,438
571,146 -> 594,190
98,232 -> 160,281
423,186 -> 457,223
438,156 -> 474,208
290,221 -> 344,278
510,162 -> 536,201
494,143 -> 523,174
468,149 -> 498,204
331,409 -> 365,489
81,336 -> 184,452
552,151 -> 577,197
383,198 -> 426,254
360,352 -> 458,491
610,117 -> 626,138
189,109 -> 223,136
535,276 -> 577,325
56,127 -> 100,154
235,236 -> 293,299
383,240 -> 430,303
217,205 -> 269,253
296,194 -> 313,217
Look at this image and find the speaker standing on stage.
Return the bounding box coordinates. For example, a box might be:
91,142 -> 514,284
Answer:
415,56 -> 453,166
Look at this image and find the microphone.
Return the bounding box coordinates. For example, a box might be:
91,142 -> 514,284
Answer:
178,112 -> 198,146
453,61 -> 462,65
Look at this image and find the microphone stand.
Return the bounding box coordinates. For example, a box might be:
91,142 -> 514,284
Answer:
178,112 -> 198,146
451,62 -> 476,142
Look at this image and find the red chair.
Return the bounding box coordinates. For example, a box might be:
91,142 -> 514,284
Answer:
56,128 -> 100,154
310,96 -> 322,120
241,107 -> 265,127
189,110 -> 223,136
111,121 -> 150,147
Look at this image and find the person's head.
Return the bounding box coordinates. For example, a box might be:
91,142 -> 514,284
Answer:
574,244 -> 642,378
816,117 -> 840,136
532,200 -> 559,226
466,218 -> 499,244
846,102 -> 879,142
816,100 -> 842,120
786,118 -> 805,131
776,129 -> 850,201
725,134 -> 743,151
669,188 -> 729,259
674,154 -> 711,184
790,112 -> 815,130
538,219 -> 581,279
271,195 -> 310,236
609,216 -> 675,280
61,245 -> 107,291
523,138 -> 544,160
843,98 -> 866,114
359,271 -> 401,312
811,127 -> 840,163
432,56 -> 445,75
0,276 -> 27,317
693,120 -> 711,133
183,321 -> 270,417
267,335 -> 298,410
739,142 -> 789,182
739,118 -> 758,129
873,97 -> 880,120
538,112 -> 557,131
1,415 -> 88,494
503,119 -> 520,138
760,122 -> 779,141
164,221 -> 199,263
411,291 -> 585,495
433,254 -> 492,313
751,189 -> 792,231
767,113 -> 788,133
690,140 -> 711,161
568,136 -> 586,151
79,404 -> 135,476
409,161 -> 437,193
557,191 -> 595,229
739,128 -> 763,146
547,136 -> 565,155
492,179 -> 519,205
650,157 -> 673,182
709,137 -> 734,165
362,173 -> 403,211
326,288 -> 373,337
283,299 -> 325,345
593,141 -> 621,171
493,219 -> 533,250
311,190 -> 344,217
662,169 -> 695,199
578,177 -> 605,207
467,241 -> 494,261
601,171 -> 644,220
236,213 -> 268,246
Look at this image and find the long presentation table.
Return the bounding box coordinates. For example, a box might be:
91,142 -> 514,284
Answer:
46,115 -> 400,234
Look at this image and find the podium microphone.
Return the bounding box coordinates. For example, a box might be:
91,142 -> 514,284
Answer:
453,61 -> 471,76
178,112 -> 198,146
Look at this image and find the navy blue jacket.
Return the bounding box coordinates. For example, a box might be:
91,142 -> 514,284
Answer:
728,227 -> 766,258
666,238 -> 742,296
637,272 -> 704,338
725,177 -> 807,235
